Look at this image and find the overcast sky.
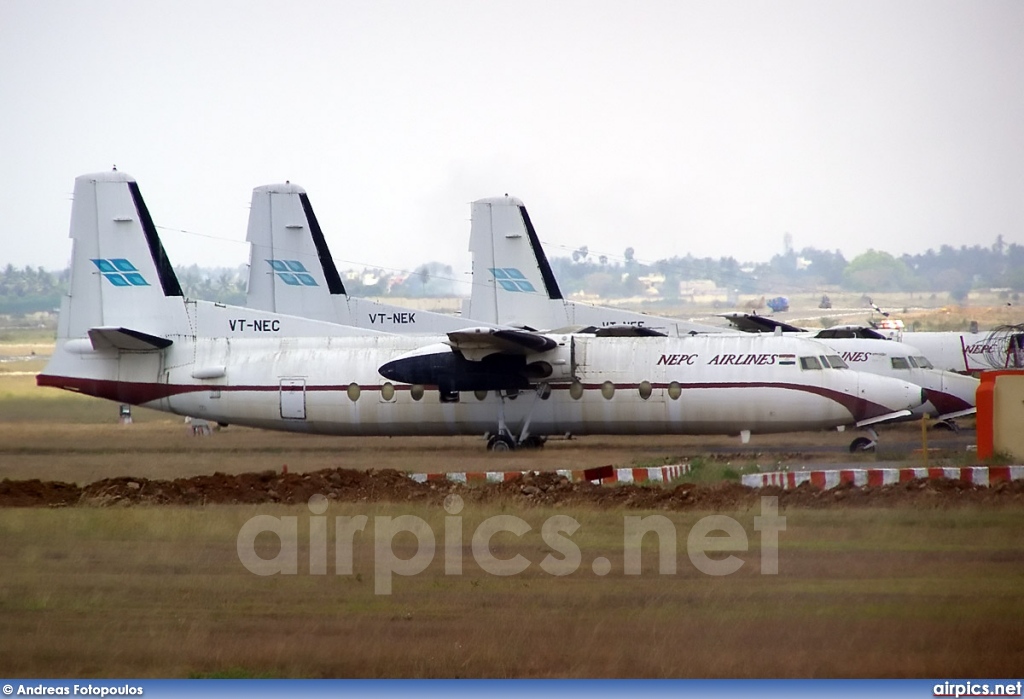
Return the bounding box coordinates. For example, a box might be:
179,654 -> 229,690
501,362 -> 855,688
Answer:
2,0 -> 1022,279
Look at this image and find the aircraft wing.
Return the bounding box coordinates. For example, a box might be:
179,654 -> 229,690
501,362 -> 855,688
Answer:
577,325 -> 668,337
855,409 -> 912,427
935,407 -> 976,421
717,313 -> 805,333
87,326 -> 173,351
446,327 -> 558,357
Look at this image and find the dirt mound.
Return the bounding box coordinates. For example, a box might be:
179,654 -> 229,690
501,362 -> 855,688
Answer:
0,478 -> 82,507
2,468 -> 1024,509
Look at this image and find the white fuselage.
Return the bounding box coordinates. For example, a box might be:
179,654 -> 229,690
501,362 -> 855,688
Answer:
39,301 -> 924,439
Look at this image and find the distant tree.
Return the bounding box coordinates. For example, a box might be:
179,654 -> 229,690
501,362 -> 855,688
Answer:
842,250 -> 914,292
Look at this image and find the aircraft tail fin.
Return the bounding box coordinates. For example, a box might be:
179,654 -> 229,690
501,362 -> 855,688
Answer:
60,171 -> 188,340
245,183 -> 347,320
467,195 -> 565,326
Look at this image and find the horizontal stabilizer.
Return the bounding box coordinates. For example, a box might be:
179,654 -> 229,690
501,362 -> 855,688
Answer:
87,327 -> 173,351
855,409 -> 911,428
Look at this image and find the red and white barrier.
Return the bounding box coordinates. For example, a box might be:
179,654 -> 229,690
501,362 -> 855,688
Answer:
408,463 -> 691,486
741,465 -> 1024,490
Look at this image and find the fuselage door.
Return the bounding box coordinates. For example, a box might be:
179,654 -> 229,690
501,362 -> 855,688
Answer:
280,378 -> 306,419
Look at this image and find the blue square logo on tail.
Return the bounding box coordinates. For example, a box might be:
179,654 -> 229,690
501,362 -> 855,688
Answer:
110,259 -> 138,272
267,260 -> 318,286
123,273 -> 148,286
489,267 -> 536,293
91,259 -> 149,286
105,273 -> 131,287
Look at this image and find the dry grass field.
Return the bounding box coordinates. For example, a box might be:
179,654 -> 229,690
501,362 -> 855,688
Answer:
1,504 -> 1022,678
1,331 -> 1022,678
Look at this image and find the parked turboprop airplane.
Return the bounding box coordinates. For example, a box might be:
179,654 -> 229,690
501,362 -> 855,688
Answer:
461,194 -> 978,449
37,171 -> 926,451
245,182 -> 497,333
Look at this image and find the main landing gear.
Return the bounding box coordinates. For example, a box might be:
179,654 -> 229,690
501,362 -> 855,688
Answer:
486,433 -> 548,452
848,428 -> 879,453
485,386 -> 550,452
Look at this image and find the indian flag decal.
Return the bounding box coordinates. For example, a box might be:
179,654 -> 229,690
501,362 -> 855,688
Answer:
778,354 -> 796,365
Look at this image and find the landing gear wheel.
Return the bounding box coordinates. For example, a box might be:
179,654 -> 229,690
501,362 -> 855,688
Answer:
519,435 -> 547,449
487,434 -> 516,452
849,436 -> 875,453
931,420 -> 959,432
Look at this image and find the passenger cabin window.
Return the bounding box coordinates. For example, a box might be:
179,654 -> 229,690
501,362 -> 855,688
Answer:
799,356 -> 822,370
638,380 -> 652,400
667,381 -> 682,400
826,355 -> 849,369
890,357 -> 910,370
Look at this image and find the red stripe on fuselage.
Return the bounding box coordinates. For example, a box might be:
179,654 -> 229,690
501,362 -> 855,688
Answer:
36,374 -> 897,422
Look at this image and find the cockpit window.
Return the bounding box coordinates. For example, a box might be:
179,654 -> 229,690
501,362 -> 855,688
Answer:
912,356 -> 933,369
890,356 -> 910,370
826,355 -> 849,369
800,356 -> 823,370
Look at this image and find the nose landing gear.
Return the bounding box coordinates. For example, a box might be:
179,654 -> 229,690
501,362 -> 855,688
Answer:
848,428 -> 879,453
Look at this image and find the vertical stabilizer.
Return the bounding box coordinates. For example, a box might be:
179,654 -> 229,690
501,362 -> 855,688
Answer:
62,171 -> 188,340
465,194 -> 736,335
245,183 -> 347,320
467,196 -> 570,328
